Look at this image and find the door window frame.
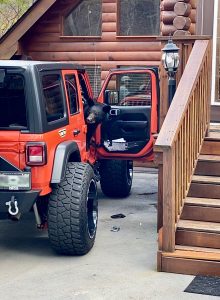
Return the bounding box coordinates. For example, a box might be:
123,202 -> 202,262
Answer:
39,70 -> 69,132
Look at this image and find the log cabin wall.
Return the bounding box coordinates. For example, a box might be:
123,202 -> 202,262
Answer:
161,0 -> 197,36
20,0 -> 161,95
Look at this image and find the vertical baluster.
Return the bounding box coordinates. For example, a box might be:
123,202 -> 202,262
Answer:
189,99 -> 193,177
200,69 -> 205,139
195,84 -> 199,157
183,116 -> 187,199
192,94 -> 196,164
187,108 -> 190,189
175,141 -> 178,222
180,126 -> 184,205
177,135 -> 181,217
199,70 -> 203,136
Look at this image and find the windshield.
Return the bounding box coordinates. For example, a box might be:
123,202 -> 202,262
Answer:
0,71 -> 27,129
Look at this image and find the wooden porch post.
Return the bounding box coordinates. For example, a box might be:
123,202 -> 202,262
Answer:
162,147 -> 176,252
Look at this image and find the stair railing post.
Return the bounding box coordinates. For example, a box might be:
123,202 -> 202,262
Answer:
162,146 -> 176,252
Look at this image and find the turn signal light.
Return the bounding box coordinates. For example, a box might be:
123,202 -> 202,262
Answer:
26,143 -> 47,166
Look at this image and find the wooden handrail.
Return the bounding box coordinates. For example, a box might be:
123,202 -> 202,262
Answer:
155,39 -> 212,252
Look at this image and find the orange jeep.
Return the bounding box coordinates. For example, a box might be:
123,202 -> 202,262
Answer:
0,61 -> 159,255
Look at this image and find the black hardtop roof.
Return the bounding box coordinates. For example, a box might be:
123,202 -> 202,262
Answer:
0,60 -> 85,72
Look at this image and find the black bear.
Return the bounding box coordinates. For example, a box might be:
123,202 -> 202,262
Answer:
83,99 -> 111,146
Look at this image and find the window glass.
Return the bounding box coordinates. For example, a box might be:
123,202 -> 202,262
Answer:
63,0 -> 102,36
65,75 -> 78,115
105,72 -> 152,106
0,72 -> 27,128
119,0 -> 160,36
42,74 -> 65,122
78,73 -> 92,104
84,65 -> 101,98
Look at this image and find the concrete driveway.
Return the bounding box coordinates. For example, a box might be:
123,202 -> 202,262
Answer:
0,168 -> 217,300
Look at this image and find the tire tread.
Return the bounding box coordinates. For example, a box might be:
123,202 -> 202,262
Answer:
48,162 -> 97,255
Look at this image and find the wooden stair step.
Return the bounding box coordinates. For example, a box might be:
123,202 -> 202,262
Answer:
175,245 -> 220,254
176,228 -> 220,249
182,198 -> 220,222
185,197 -> 220,207
210,123 -> 220,132
177,220 -> 220,234
195,156 -> 220,176
201,140 -> 220,155
163,249 -> 220,261
189,181 -> 220,199
192,175 -> 220,185
205,131 -> 220,141
198,154 -> 220,162
159,250 -> 220,276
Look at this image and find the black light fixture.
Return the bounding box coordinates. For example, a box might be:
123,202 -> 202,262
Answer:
162,38 -> 180,106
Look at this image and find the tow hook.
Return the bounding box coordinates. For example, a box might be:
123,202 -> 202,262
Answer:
6,196 -> 19,216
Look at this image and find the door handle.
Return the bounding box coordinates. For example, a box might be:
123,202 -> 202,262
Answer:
73,129 -> 80,136
109,108 -> 120,116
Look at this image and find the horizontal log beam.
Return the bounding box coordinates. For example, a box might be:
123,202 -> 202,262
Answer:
189,23 -> 196,34
189,0 -> 197,9
178,0 -> 190,2
28,32 -> 159,43
173,30 -> 191,36
161,0 -> 178,11
189,9 -> 196,23
102,2 -> 116,13
173,16 -> 191,30
84,61 -> 160,71
32,23 -> 61,34
161,24 -> 176,36
174,2 -> 192,16
28,51 -> 161,61
102,13 -> 116,23
26,41 -> 161,52
161,11 -> 177,25
102,22 -> 116,32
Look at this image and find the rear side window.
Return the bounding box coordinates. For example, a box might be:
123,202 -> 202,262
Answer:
65,74 -> 78,115
42,74 -> 65,123
0,72 -> 27,128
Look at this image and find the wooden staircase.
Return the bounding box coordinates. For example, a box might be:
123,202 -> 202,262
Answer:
154,38 -> 220,276
158,129 -> 220,276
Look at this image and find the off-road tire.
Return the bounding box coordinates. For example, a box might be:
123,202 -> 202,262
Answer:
48,162 -> 98,255
99,160 -> 133,198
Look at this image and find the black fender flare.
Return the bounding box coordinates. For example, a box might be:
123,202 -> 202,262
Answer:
51,141 -> 80,184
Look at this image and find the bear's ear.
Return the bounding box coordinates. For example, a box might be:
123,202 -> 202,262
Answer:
102,104 -> 111,113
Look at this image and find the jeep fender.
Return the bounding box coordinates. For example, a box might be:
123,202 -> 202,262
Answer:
51,141 -> 80,184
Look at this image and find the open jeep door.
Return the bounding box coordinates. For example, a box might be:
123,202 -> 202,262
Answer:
96,67 -> 159,161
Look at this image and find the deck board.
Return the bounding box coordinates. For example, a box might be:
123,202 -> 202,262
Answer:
185,197 -> 220,207
175,245 -> 220,254
177,220 -> 220,233
198,154 -> 220,162
162,249 -> 220,261
192,175 -> 220,185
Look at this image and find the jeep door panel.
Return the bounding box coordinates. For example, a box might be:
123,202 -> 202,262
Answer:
96,68 -> 158,160
101,106 -> 151,154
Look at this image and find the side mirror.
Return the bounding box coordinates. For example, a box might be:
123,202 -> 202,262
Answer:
104,90 -> 119,105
